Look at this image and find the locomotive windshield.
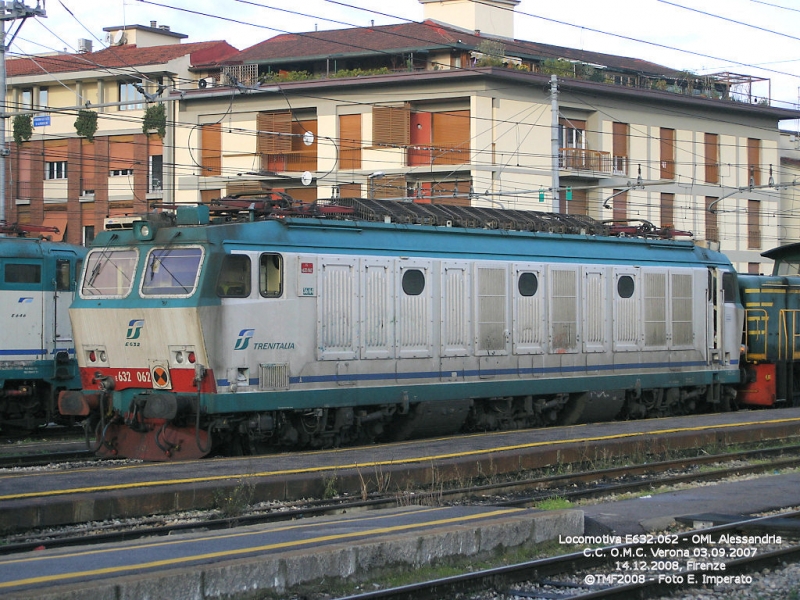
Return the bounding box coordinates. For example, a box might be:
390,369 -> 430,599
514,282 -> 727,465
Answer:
774,260 -> 800,276
81,248 -> 138,297
141,246 -> 204,296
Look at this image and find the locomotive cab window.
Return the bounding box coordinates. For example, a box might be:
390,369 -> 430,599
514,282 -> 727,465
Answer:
260,253 -> 283,298
722,272 -> 738,304
56,259 -> 71,291
217,254 -> 251,298
141,247 -> 203,296
82,248 -> 138,297
402,269 -> 425,296
4,263 -> 41,284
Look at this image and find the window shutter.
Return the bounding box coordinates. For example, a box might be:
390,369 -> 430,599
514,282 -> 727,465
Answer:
339,114 -> 362,170
372,106 -> 410,147
200,124 -> 221,176
108,136 -> 135,171
257,111 -> 292,154
432,110 -> 470,165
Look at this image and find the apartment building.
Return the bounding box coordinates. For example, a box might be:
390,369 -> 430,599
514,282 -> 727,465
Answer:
3,21 -> 237,245
4,0 -> 798,272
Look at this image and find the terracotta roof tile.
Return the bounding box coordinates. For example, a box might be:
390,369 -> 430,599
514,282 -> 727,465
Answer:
233,20 -> 678,76
7,41 -> 239,77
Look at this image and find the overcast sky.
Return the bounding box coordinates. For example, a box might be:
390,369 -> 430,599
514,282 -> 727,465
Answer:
9,0 -> 800,110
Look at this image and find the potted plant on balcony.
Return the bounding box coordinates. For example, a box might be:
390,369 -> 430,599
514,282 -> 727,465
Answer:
74,109 -> 97,141
142,103 -> 166,138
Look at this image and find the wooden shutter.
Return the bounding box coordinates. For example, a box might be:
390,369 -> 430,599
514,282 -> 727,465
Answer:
705,197 -> 719,242
291,120 -> 317,172
371,174 -> 406,199
704,133 -> 719,184
612,122 -> 628,157
661,192 -> 674,227
108,136 -> 135,171
44,139 -> 68,162
432,110 -> 470,165
613,189 -> 627,222
748,138 -> 761,185
257,111 -> 292,154
200,123 -> 221,176
748,199 -> 761,249
339,114 -> 361,170
81,139 -> 96,192
613,122 -> 628,174
566,187 -> 587,216
372,106 -> 410,147
660,128 -> 675,179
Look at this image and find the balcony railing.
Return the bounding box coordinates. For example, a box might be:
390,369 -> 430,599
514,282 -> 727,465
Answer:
559,148 -> 613,174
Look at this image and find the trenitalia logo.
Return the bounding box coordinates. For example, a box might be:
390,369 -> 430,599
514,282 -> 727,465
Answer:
234,329 -> 255,350
126,319 -> 145,340
18,297 -> 33,303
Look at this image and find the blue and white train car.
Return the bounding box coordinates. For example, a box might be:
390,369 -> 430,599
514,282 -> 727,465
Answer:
0,235 -> 87,431
59,199 -> 744,460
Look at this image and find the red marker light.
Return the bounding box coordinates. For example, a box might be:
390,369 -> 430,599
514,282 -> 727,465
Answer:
188,351 -> 196,364
89,351 -> 96,362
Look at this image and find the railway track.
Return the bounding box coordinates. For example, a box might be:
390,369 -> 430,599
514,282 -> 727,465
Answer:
4,443 -> 800,555
0,449 -> 99,469
335,512 -> 800,600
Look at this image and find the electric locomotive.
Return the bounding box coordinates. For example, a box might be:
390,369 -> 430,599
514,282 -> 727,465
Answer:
59,197 -> 744,460
0,229 -> 87,431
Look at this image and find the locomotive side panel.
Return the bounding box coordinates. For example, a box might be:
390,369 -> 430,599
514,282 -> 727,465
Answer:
1,239 -> 86,430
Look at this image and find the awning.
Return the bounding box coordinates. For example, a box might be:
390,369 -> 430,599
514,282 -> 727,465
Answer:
42,212 -> 68,241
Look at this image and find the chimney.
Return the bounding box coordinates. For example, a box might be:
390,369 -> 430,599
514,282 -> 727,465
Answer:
150,20 -> 157,28
78,38 -> 92,53
419,0 -> 520,39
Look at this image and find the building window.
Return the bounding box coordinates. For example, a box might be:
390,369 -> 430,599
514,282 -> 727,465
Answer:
613,189 -> 628,222
748,199 -> 761,249
704,133 -> 719,184
200,123 -> 222,176
109,168 -> 133,176
559,118 -> 586,149
705,197 -> 719,242
660,192 -> 674,228
149,155 -> 163,192
38,87 -> 48,109
119,81 -> 143,110
20,88 -> 33,109
748,262 -> 761,275
612,122 -> 629,175
45,161 -> 68,180
83,226 -> 95,246
748,138 -> 761,186
372,106 -> 410,147
660,128 -> 675,179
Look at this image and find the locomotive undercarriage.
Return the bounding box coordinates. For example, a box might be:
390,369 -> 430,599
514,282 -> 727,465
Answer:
78,380 -> 739,460
0,381 -> 59,432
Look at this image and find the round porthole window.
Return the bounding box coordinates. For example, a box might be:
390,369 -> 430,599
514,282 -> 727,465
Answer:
402,269 -> 425,295
617,275 -> 635,299
518,272 -> 538,297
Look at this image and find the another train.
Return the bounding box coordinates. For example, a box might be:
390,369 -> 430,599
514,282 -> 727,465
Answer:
57,196 -> 791,461
0,229 -> 87,432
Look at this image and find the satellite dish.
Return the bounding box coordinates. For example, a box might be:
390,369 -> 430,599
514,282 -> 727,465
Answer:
303,131 -> 315,146
301,171 -> 313,186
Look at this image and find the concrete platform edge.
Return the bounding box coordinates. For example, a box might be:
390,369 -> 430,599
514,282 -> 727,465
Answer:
10,509 -> 583,600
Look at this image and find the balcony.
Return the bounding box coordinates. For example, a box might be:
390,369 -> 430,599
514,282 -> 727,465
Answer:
559,148 -> 613,175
